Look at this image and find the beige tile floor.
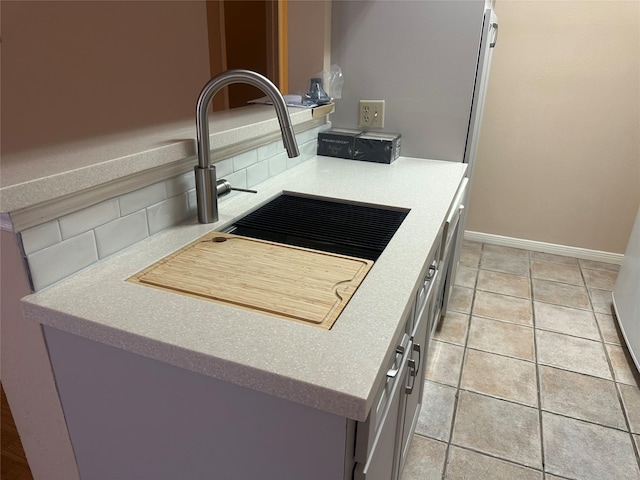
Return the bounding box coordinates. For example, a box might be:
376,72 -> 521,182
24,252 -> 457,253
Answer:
402,241 -> 640,480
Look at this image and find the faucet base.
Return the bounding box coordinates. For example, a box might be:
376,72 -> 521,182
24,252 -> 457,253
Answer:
195,165 -> 218,224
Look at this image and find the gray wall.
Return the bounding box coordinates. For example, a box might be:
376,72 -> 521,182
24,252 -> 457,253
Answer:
330,0 -> 485,161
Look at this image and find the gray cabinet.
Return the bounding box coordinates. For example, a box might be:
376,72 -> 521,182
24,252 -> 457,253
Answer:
398,248 -> 441,478
355,239 -> 442,480
42,228 -> 445,480
354,337 -> 411,480
43,326 -> 355,480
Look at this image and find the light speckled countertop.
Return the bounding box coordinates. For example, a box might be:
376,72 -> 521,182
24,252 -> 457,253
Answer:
0,105 -> 316,213
22,156 -> 466,421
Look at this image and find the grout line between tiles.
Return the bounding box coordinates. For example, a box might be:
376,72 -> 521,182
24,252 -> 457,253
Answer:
457,345 -> 536,363
540,407 -> 635,434
534,324 -> 607,344
474,285 -> 532,301
446,443 -> 545,477
468,311 -> 534,328
532,296 -> 593,313
439,245 -> 479,480
578,260 -> 597,313
456,385 -> 538,409
536,359 -> 614,381
530,252 -> 547,476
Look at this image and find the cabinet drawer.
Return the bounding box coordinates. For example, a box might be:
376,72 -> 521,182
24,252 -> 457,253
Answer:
441,177 -> 468,261
354,330 -> 410,464
354,338 -> 412,480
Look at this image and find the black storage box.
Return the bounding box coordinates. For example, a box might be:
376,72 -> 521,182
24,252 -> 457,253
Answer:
317,129 -> 363,159
353,132 -> 402,164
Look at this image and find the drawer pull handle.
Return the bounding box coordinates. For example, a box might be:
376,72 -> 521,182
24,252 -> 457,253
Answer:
386,345 -> 405,378
490,22 -> 499,48
426,264 -> 437,281
413,342 -> 422,376
405,359 -> 417,394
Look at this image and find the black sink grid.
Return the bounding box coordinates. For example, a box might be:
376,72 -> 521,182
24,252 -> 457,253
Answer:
230,194 -> 409,261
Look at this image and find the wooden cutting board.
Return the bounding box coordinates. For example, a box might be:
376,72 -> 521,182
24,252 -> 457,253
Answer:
128,232 -> 373,329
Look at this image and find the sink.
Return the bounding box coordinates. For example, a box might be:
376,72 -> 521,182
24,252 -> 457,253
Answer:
128,194 -> 407,328
226,193 -> 409,261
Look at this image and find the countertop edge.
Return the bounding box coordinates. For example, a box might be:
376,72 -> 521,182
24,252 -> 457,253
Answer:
26,304 -> 369,420
0,106 -> 315,214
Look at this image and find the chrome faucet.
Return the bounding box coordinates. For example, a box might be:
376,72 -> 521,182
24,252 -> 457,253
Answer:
194,69 -> 300,224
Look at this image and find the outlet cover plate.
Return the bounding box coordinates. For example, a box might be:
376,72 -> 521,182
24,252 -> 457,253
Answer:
359,100 -> 385,128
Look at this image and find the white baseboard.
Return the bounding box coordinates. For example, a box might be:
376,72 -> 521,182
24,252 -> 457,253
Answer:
464,231 -> 623,265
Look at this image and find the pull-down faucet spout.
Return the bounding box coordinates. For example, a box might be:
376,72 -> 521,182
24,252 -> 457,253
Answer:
194,69 -> 300,224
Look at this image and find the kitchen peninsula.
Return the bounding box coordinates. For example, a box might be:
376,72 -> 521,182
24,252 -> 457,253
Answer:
3,106 -> 466,479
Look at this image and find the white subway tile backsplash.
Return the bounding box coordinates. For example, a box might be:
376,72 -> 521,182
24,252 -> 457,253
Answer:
165,171 -> 196,197
233,149 -> 258,171
187,189 -> 197,213
286,153 -> 303,170
188,199 -> 197,217
28,231 -> 98,291
20,220 -> 62,255
147,193 -> 190,235
268,152 -> 287,177
119,182 -> 167,216
225,169 -> 247,190
296,128 -> 316,144
301,140 -> 318,161
19,122 -> 327,290
257,141 -> 281,161
246,161 -> 269,188
59,199 -> 120,240
95,210 -> 149,259
215,158 -> 234,178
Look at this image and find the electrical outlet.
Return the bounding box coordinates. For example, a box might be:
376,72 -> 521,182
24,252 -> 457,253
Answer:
359,100 -> 385,128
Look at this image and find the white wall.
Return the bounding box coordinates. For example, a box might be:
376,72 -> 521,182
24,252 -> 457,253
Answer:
466,0 -> 640,254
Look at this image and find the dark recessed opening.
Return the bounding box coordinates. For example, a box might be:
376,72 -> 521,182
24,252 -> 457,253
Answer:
228,194 -> 409,261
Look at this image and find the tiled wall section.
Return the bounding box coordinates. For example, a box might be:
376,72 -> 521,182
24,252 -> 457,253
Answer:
20,124 -> 328,292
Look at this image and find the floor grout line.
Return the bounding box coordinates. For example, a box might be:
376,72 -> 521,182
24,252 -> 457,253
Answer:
438,244 -> 480,480
412,242 -> 640,479
530,257 -> 548,477
445,443 -> 545,475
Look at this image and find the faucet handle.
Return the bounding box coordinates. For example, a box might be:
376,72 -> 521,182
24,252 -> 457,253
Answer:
229,187 -> 258,194
216,179 -> 257,198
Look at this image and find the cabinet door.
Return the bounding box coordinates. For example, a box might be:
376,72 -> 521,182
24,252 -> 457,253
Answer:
398,299 -> 430,473
354,343 -> 411,480
398,254 -> 440,477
